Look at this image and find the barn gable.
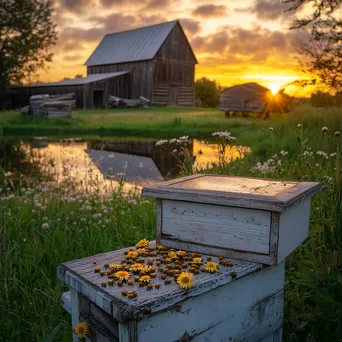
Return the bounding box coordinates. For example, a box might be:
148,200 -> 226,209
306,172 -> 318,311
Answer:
86,21 -> 187,67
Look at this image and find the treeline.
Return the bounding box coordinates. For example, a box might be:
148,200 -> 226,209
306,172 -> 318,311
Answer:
310,91 -> 342,107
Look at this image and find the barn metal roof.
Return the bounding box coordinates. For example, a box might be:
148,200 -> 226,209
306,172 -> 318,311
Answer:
222,83 -> 270,93
85,20 -> 178,66
90,150 -> 164,187
24,72 -> 129,88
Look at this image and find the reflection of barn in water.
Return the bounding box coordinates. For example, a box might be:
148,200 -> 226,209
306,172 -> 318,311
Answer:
90,140 -> 193,178
90,150 -> 164,187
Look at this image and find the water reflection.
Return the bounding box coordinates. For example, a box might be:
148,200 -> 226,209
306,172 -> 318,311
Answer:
3,137 -> 250,194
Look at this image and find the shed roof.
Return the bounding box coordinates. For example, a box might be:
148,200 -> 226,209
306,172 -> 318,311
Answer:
85,20 -> 180,66
23,72 -> 128,88
223,83 -> 270,93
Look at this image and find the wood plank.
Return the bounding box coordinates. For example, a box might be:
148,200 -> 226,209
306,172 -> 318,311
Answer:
70,288 -> 80,342
137,262 -> 285,341
57,242 -> 265,321
277,198 -> 311,263
159,238 -> 276,265
61,291 -> 71,314
162,200 -> 271,254
142,174 -> 320,212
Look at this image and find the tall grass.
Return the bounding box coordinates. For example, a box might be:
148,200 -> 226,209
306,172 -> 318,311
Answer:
0,105 -> 342,341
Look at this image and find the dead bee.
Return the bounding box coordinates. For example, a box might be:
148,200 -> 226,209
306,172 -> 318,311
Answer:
150,273 -> 157,278
164,279 -> 172,285
122,290 -> 128,296
128,291 -> 137,299
104,264 -> 109,269
94,268 -> 100,273
101,282 -> 107,288
144,307 -> 152,314
100,271 -> 106,277
127,280 -> 134,286
207,256 -> 212,261
161,274 -> 167,280
117,281 -> 123,287
147,284 -> 153,290
155,284 -> 161,289
231,272 -> 237,279
108,280 -> 114,286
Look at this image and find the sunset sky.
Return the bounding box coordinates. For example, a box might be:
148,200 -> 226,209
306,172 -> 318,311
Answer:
38,0 -> 317,96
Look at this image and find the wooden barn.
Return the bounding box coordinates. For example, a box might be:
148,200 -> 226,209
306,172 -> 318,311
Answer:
11,72 -> 130,109
86,20 -> 198,106
220,83 -> 272,117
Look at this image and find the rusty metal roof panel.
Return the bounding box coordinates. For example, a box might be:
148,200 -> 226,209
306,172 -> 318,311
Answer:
23,72 -> 129,88
85,21 -> 178,66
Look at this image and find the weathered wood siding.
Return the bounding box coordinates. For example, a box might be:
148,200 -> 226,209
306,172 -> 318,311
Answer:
11,74 -> 129,109
88,61 -> 153,100
87,22 -> 196,106
162,200 -> 271,254
11,85 -> 84,109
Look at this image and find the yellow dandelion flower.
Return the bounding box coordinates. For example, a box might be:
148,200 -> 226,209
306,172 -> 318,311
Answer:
139,275 -> 151,284
176,250 -> 186,257
127,251 -> 138,258
115,270 -> 130,281
140,265 -> 150,273
157,245 -> 167,250
137,248 -> 146,256
74,321 -> 88,339
130,263 -> 143,272
111,263 -> 121,271
193,257 -> 202,264
205,261 -> 218,273
177,272 -> 195,290
168,251 -> 177,259
136,239 -> 149,248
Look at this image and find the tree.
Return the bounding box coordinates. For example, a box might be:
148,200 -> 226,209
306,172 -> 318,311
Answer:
195,77 -> 221,108
283,0 -> 342,91
0,0 -> 57,107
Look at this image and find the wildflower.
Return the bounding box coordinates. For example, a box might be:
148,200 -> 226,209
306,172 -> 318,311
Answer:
269,127 -> 273,131
130,263 -> 143,272
139,275 -> 151,284
41,223 -> 49,229
168,251 -> 177,259
205,261 -> 218,273
128,199 -> 137,205
322,127 -> 328,132
155,140 -> 168,146
212,131 -> 236,142
111,263 -> 121,271
297,124 -> 302,128
136,239 -> 149,248
127,251 -> 138,258
177,272 -> 194,289
280,150 -> 288,156
335,131 -> 340,137
115,271 -> 130,281
176,250 -> 186,257
74,322 -> 88,339
192,257 -> 202,264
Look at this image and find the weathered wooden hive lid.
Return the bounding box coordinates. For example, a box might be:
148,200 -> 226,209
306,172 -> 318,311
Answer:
142,174 -> 320,212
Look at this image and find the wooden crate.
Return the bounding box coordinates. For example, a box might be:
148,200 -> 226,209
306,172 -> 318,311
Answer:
57,242 -> 284,342
142,174 -> 320,265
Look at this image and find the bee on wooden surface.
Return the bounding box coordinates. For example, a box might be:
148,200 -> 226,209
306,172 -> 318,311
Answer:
101,282 -> 107,288
164,279 -> 172,285
147,284 -> 153,290
117,281 -> 123,287
121,290 -> 128,296
155,284 -> 161,289
127,280 -> 134,286
100,271 -> 106,277
104,264 -> 109,269
144,307 -> 152,314
94,268 -> 100,273
108,280 -> 114,286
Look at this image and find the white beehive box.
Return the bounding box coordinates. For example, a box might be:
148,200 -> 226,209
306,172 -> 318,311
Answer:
142,174 -> 320,265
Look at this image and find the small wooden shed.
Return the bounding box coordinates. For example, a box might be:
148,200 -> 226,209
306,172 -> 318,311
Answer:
220,83 -> 272,116
12,72 -> 130,109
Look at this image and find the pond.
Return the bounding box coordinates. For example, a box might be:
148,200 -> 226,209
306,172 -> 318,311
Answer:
0,137 -> 250,194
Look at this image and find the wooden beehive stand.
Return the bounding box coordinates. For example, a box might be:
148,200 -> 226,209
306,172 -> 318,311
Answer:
57,175 -> 320,342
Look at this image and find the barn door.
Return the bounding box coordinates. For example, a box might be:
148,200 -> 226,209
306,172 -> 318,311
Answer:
169,86 -> 178,105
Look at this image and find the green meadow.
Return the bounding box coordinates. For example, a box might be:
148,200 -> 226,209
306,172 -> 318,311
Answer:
1,105 -> 342,341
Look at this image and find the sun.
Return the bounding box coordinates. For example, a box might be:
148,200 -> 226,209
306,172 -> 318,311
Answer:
268,83 -> 281,94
